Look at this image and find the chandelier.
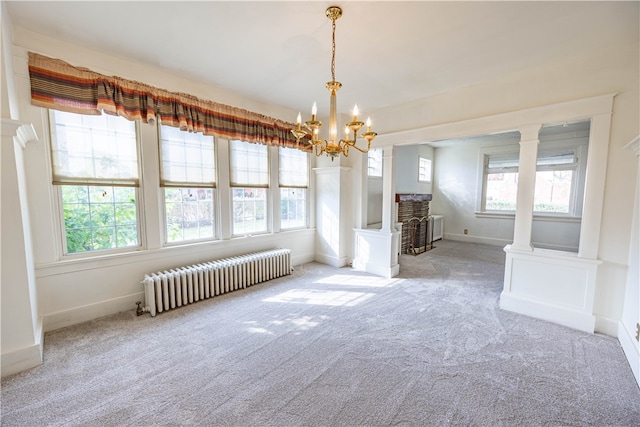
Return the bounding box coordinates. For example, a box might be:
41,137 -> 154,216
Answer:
291,6 -> 377,161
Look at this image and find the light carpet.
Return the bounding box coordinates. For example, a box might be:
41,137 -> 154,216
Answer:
2,240 -> 639,426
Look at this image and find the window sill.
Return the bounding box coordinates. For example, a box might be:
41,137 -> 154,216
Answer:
474,211 -> 581,223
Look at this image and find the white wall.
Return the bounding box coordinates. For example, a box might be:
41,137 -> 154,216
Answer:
395,145 -> 434,195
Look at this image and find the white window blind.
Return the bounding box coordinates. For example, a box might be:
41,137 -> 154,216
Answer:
50,110 -> 138,186
536,151 -> 576,167
487,151 -> 576,170
160,125 -> 216,187
486,153 -> 520,170
230,140 -> 269,187
279,147 -> 308,187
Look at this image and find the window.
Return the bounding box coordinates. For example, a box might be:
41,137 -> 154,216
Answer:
230,140 -> 269,235
533,151 -> 576,214
49,110 -> 140,254
159,125 -> 216,243
279,147 -> 308,229
368,148 -> 383,177
418,157 -> 432,183
482,150 -> 578,214
484,153 -> 519,211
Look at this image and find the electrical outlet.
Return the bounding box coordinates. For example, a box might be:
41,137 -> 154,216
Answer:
464,229 -> 468,235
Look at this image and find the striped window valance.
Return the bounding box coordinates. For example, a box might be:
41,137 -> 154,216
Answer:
28,52 -> 310,151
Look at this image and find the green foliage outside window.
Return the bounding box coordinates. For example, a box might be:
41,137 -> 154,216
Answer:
62,185 -> 138,254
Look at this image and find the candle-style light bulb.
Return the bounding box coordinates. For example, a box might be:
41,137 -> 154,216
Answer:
366,117 -> 371,132
312,102 -> 317,120
352,104 -> 359,121
296,112 -> 302,130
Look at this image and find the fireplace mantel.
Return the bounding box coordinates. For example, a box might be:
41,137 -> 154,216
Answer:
395,193 -> 432,203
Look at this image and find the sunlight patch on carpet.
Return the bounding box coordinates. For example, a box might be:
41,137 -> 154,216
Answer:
314,274 -> 402,288
264,289 -> 375,306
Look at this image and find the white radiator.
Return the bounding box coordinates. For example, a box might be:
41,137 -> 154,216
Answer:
142,249 -> 291,316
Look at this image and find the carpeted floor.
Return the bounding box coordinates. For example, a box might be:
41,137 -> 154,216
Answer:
2,240 -> 639,426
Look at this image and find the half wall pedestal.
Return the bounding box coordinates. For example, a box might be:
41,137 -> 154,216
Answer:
501,245 -> 601,333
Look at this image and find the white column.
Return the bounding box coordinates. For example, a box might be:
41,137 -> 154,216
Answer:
381,145 -> 396,233
578,112 -> 612,259
1,119 -> 43,377
511,124 -> 541,251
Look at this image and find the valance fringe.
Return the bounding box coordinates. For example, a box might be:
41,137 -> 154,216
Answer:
28,52 -> 310,151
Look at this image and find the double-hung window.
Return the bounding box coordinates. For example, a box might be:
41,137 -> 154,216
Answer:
230,140 -> 269,235
483,153 -> 520,211
159,125 -> 216,243
533,150 -> 577,214
279,147 -> 308,229
482,149 -> 578,214
49,110 -> 140,254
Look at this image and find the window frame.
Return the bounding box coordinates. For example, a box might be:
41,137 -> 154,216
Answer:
478,144 -> 584,217
229,140 -> 270,236
278,146 -> 309,230
158,124 -> 218,245
48,110 -> 143,257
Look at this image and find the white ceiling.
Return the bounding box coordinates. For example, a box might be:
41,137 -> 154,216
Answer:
4,1 -> 637,119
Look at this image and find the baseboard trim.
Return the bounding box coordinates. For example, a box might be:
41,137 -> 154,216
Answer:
43,292 -> 143,332
618,320 -> 640,388
314,253 -> 350,268
595,315 -> 619,337
352,259 -> 400,278
500,292 -> 595,333
1,318 -> 44,378
444,233 -> 578,252
444,233 -> 510,247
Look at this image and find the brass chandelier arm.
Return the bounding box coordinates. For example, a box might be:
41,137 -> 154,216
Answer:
341,139 -> 371,154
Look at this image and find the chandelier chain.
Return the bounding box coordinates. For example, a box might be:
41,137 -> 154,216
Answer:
331,17 -> 336,82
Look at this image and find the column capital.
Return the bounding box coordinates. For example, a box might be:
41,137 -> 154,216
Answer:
1,119 -> 38,149
518,124 -> 542,143
312,166 -> 351,175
